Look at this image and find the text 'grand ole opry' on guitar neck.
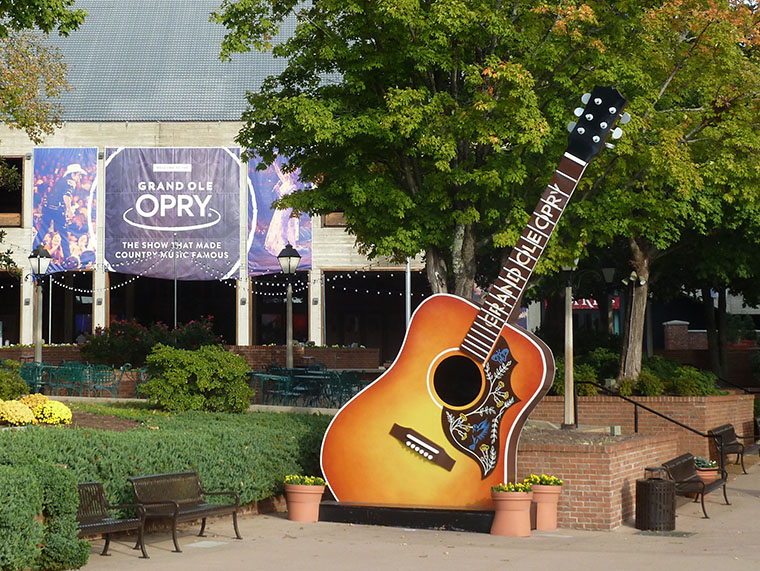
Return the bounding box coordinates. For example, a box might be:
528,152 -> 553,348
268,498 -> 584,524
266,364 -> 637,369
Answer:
321,86 -> 629,509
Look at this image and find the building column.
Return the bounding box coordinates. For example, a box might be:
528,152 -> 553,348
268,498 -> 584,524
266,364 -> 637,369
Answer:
308,268 -> 324,345
20,270 -> 34,345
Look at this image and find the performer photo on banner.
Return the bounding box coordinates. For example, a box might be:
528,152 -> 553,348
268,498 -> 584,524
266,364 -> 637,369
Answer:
248,154 -> 312,275
32,148 -> 98,273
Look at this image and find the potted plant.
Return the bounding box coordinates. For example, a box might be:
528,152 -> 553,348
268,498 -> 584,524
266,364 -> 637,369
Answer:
284,474 -> 326,522
490,481 -> 533,537
525,474 -> 564,530
694,456 -> 719,495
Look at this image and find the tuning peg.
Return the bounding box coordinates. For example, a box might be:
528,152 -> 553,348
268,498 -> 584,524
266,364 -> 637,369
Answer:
581,93 -> 591,104
620,112 -> 631,124
574,107 -> 584,118
604,142 -> 616,149
611,127 -> 624,139
567,121 -> 577,133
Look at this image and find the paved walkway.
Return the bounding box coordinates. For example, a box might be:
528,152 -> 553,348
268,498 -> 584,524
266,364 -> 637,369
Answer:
82,456 -> 760,571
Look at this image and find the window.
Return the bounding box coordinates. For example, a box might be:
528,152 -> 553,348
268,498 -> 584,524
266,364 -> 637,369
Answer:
323,212 -> 347,227
0,156 -> 23,227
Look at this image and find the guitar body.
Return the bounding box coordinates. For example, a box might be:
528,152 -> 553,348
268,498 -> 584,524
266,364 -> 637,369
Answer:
320,293 -> 554,509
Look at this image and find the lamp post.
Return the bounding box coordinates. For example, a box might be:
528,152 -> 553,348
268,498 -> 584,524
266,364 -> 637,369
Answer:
28,245 -> 52,363
277,243 -> 301,369
561,261 -> 577,428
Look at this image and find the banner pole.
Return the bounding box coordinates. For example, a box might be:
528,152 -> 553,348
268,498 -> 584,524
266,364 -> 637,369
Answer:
173,232 -> 177,330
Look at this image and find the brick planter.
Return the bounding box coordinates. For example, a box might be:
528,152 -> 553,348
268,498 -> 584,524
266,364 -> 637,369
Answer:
531,394 -> 755,459
517,433 -> 678,530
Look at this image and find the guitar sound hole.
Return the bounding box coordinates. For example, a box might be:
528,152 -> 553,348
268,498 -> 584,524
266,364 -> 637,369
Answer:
433,356 -> 483,408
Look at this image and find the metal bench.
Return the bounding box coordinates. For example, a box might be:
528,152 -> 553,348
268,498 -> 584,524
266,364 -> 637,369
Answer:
709,423 -> 752,474
76,482 -> 148,558
128,471 -> 241,553
662,453 -> 729,518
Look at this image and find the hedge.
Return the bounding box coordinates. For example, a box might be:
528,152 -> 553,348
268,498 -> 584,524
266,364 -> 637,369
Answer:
0,460 -> 89,571
0,409 -> 331,509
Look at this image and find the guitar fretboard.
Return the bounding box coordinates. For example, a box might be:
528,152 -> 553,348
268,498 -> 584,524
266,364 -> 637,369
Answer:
460,154 -> 588,364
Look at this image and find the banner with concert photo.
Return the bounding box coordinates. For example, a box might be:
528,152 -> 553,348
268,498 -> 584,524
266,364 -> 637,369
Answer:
32,148 -> 98,273
247,154 -> 312,275
104,147 -> 242,281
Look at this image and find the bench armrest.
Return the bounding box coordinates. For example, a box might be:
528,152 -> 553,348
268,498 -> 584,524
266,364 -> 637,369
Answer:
140,500 -> 181,516
200,490 -> 240,506
107,502 -> 145,517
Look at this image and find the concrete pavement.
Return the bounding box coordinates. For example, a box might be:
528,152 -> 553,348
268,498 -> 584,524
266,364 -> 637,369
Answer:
81,456 -> 760,570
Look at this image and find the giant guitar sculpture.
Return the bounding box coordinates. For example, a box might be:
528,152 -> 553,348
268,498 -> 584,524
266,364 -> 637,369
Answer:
321,86 -> 628,509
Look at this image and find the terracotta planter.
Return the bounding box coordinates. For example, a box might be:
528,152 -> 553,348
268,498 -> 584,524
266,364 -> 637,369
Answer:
490,491 -> 532,537
530,484 -> 562,530
285,484 -> 325,522
697,467 -> 720,497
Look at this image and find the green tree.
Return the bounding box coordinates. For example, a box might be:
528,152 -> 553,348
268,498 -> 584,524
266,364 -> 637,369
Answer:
569,0 -> 760,379
213,0 -> 615,297
0,0 -> 85,269
0,0 -> 85,37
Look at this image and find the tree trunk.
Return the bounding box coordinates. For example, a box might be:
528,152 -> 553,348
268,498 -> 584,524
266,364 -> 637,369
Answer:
425,246 -> 448,294
451,222 -> 476,300
618,241 -> 651,380
702,285 -> 722,377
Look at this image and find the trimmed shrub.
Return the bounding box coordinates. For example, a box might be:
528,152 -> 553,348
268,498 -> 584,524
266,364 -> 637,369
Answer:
635,369 -> 665,396
668,365 -> 723,396
616,377 -> 635,397
0,462 -> 88,571
582,348 -> 619,381
0,465 -> 44,571
642,355 -> 680,383
0,359 -> 28,400
0,408 -> 331,508
550,357 -> 598,395
140,344 -> 254,413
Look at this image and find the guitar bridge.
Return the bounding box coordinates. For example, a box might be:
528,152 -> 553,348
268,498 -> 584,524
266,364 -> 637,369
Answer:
390,423 -> 455,471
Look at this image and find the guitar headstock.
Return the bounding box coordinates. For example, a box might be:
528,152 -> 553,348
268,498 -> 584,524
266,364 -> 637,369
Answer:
566,86 -> 629,163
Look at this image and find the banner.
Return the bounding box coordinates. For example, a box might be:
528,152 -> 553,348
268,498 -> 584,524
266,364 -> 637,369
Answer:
248,155 -> 312,275
104,148 -> 241,280
32,148 -> 98,273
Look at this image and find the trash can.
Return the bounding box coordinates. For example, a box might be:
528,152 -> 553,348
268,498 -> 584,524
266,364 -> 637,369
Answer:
635,469 -> 675,531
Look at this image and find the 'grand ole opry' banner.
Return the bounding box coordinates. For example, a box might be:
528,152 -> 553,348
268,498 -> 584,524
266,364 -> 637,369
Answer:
33,147 -> 312,279
104,147 -> 242,280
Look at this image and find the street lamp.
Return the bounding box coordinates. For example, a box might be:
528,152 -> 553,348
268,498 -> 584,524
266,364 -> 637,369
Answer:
561,260 -> 577,428
277,243 -> 301,368
28,245 -> 52,363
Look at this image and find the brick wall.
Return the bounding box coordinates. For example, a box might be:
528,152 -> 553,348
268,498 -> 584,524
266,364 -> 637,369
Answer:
531,394 -> 754,458
0,345 -> 81,365
0,345 -> 380,371
517,433 -> 677,530
229,346 -> 380,370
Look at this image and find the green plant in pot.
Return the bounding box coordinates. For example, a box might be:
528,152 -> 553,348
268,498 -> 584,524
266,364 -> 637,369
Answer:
694,456 -> 717,469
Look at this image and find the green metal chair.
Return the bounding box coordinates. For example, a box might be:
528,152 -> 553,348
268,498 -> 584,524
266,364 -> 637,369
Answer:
48,362 -> 88,396
19,362 -> 47,393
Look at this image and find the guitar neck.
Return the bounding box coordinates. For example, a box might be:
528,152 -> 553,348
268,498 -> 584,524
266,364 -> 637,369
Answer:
460,153 -> 588,364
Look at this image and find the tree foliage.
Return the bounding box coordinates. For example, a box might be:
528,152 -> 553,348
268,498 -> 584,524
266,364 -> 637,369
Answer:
0,0 -> 85,37
214,0 -> 616,297
215,0 -> 760,379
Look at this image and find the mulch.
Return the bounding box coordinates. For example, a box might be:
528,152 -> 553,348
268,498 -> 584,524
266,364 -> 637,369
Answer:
69,411 -> 141,432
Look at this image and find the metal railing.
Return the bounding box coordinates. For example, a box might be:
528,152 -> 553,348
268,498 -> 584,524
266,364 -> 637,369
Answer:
716,376 -> 760,394
574,380 -> 728,473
